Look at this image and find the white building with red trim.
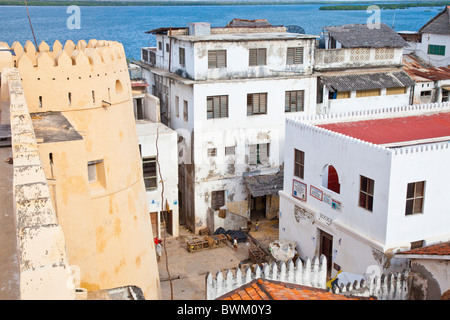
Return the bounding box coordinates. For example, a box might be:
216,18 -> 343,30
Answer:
280,102 -> 450,279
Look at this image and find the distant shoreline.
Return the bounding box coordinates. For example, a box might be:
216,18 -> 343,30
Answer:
319,2 -> 450,10
0,1 -> 432,7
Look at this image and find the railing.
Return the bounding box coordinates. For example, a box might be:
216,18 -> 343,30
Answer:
314,47 -> 401,71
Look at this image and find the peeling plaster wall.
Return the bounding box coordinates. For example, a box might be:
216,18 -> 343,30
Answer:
3,67 -> 75,299
409,259 -> 449,300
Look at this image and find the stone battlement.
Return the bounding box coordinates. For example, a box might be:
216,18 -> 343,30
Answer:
1,40 -> 130,113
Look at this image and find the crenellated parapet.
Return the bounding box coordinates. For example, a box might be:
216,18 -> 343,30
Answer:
3,40 -> 131,113
288,101 -> 450,156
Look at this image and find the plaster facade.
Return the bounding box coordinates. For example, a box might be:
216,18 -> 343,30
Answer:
280,103 -> 450,280
1,39 -> 161,299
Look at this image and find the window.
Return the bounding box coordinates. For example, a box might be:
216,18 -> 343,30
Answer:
166,43 -> 170,53
179,47 -> 185,67
285,90 -> 305,112
247,93 -> 267,115
87,160 -> 103,183
356,89 -> 381,98
207,95 -> 228,119
249,48 -> 267,66
249,143 -> 269,165
142,156 -> 157,190
420,91 -> 432,96
208,50 -> 227,68
428,44 -> 445,56
225,146 -> 235,155
405,181 -> 425,215
410,240 -> 424,249
158,41 -> 162,51
322,165 -> 340,194
294,149 -> 304,179
183,100 -> 188,121
207,148 -> 217,157
386,87 -> 407,95
175,96 -> 180,117
211,190 -> 225,210
287,47 -> 304,65
359,175 -> 374,211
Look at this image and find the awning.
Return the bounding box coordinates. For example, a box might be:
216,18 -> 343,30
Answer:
320,71 -> 415,92
244,170 -> 283,198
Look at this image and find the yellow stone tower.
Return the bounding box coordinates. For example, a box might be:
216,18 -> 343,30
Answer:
7,39 -> 161,299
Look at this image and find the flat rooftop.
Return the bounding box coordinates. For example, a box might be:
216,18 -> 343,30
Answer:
171,32 -> 317,42
318,111 -> 450,147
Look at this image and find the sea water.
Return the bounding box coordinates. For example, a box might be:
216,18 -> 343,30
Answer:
0,4 -> 443,60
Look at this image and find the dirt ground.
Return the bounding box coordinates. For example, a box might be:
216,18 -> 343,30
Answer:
157,219 -> 279,300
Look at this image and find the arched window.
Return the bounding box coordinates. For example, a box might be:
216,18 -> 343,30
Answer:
115,79 -> 123,93
322,164 -> 340,194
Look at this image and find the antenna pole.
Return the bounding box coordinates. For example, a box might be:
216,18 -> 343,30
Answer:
24,0 -> 39,50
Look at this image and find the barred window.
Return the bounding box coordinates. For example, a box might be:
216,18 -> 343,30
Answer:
249,48 -> 267,66
287,47 -> 304,65
247,93 -> 267,115
179,47 -> 185,67
207,95 -> 228,119
285,90 -> 304,112
208,50 -> 227,68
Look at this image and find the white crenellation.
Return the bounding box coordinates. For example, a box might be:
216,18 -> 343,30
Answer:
205,253 -> 409,300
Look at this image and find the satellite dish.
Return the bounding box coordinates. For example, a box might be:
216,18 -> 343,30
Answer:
286,25 -> 305,34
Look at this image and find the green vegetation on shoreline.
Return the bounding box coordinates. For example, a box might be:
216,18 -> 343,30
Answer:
0,0 -> 442,7
319,2 -> 450,10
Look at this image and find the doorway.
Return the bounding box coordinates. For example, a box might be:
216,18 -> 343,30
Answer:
250,195 -> 266,220
319,229 -> 333,278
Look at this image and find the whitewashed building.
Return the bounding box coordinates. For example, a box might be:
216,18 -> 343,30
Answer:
400,6 -> 450,67
130,67 -> 179,237
279,102 -> 450,279
138,19 -> 318,233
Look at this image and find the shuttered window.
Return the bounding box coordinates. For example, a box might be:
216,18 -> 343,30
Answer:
356,89 -> 381,98
336,91 -> 350,99
247,93 -> 268,115
249,143 -> 269,165
428,44 -> 445,56
207,148 -> 217,157
207,95 -> 228,119
285,90 -> 305,112
386,87 -> 407,95
211,190 -> 225,210
143,157 -> 157,190
208,50 -> 227,68
175,96 -> 180,117
287,47 -> 304,65
179,47 -> 185,67
249,48 -> 267,66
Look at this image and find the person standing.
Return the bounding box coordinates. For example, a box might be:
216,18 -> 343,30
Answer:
233,237 -> 238,251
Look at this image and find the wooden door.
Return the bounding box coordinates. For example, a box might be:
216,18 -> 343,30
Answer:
319,230 -> 333,278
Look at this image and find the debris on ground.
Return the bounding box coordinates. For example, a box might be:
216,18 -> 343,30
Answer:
268,240 -> 297,262
214,227 -> 247,243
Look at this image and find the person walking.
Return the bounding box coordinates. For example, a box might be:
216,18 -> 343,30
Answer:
233,237 -> 238,251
